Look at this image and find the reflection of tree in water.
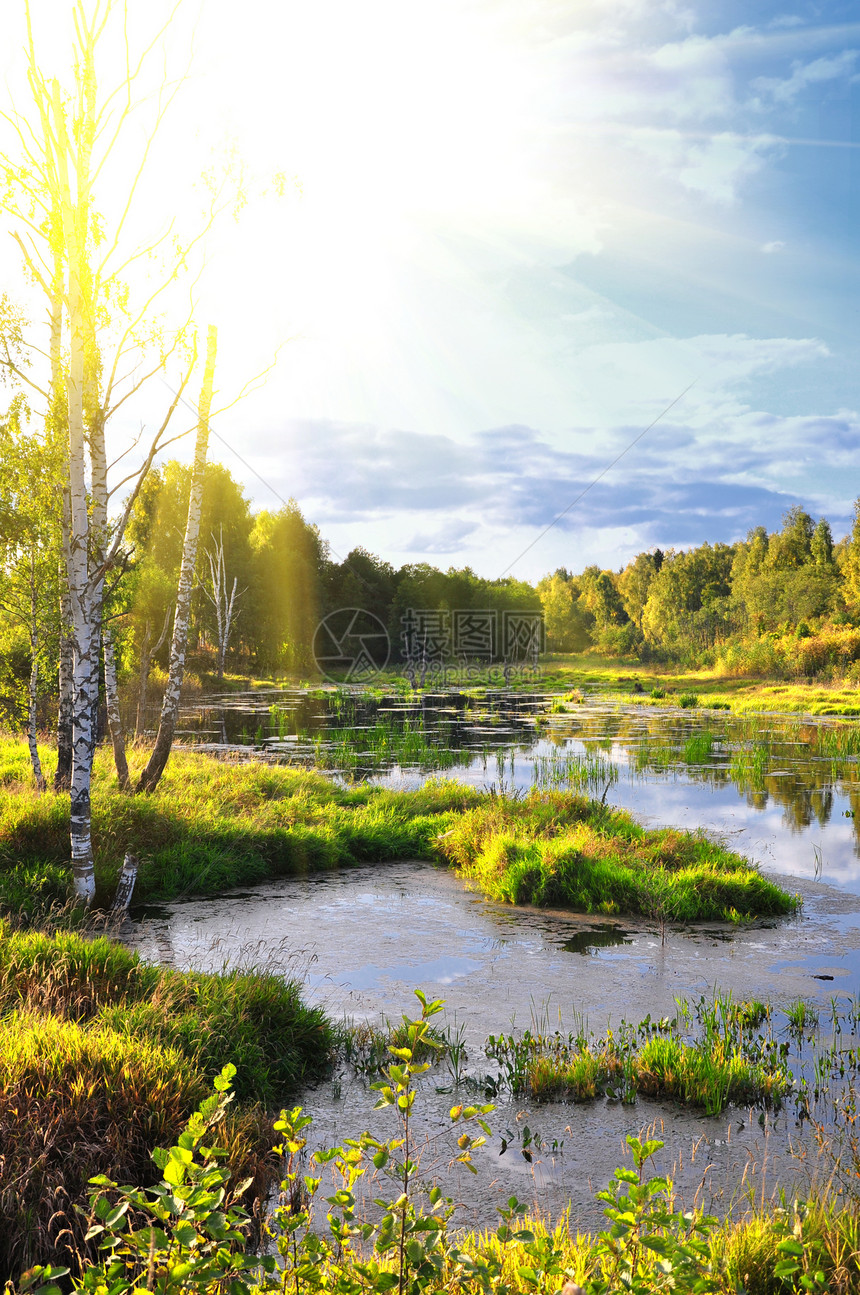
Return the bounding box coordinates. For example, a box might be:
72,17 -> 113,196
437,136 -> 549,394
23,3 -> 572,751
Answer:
548,708 -> 860,844
182,687 -> 860,844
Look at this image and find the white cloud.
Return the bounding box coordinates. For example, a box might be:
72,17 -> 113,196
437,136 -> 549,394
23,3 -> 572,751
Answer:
676,132 -> 772,203
762,240 -> 787,253
752,49 -> 859,103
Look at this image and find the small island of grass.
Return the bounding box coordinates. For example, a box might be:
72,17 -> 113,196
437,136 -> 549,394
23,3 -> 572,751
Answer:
0,740 -> 795,923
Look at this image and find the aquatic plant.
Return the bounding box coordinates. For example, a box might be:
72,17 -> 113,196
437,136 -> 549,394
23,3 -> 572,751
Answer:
682,730 -> 715,764
20,995 -> 860,1295
486,993 -> 793,1116
530,750 -> 619,795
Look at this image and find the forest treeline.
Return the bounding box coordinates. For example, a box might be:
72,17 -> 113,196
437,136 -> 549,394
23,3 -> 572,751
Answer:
540,502 -> 860,678
4,441 -> 860,733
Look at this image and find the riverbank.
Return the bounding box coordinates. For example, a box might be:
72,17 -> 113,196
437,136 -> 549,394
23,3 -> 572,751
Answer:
535,653 -> 860,715
0,740 -> 795,921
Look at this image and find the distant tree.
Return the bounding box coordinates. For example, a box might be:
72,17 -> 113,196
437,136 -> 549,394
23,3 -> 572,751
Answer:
537,571 -> 591,652
249,503 -> 326,674
618,552 -> 662,630
641,544 -> 734,648
199,527 -> 242,681
767,506 -> 815,570
811,517 -> 834,568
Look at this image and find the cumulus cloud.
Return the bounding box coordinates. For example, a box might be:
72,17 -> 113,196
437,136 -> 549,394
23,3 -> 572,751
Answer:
250,399 -> 858,572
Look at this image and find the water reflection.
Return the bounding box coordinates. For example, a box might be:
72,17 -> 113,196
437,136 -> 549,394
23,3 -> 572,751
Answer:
171,685 -> 860,890
558,924 -> 633,955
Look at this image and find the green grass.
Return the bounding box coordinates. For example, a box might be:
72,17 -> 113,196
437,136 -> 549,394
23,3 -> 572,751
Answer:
0,741 -> 482,909
0,919 -> 333,1273
535,653 -> 860,715
0,741 -> 795,923
487,992 -> 794,1116
0,920 -> 332,1102
436,791 -> 797,920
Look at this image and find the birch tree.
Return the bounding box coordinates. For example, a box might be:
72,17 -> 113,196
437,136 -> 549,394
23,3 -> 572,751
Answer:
200,525 -> 242,680
137,326 -> 217,793
1,2 -> 207,903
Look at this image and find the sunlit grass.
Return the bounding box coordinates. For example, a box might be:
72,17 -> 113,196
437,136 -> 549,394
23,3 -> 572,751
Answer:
0,917 -> 332,1272
538,654 -> 860,715
436,791 -> 797,920
0,741 -> 795,922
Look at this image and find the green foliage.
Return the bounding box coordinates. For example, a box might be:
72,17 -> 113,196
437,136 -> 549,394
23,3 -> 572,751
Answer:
0,920 -> 332,1271
436,790 -> 796,921
0,744 -> 482,908
20,996 -> 857,1295
590,1136 -> 720,1294
72,1064 -> 265,1295
0,1010 -> 209,1275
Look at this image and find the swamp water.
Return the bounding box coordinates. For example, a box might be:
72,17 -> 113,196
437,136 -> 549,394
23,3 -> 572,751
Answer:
129,685 -> 860,1229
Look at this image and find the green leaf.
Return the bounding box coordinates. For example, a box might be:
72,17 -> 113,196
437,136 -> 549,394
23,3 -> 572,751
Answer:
642,1236 -> 673,1257
174,1220 -> 197,1246
776,1238 -> 805,1256
163,1157 -> 188,1187
215,1063 -> 237,1091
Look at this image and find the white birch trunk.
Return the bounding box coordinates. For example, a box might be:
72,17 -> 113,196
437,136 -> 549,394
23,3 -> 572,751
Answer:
137,325 -> 218,793
51,272 -> 73,792
53,66 -> 100,904
202,527 -> 241,680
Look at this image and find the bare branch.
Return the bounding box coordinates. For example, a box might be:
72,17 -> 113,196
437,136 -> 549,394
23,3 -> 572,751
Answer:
96,339 -> 198,578
207,341 -> 290,420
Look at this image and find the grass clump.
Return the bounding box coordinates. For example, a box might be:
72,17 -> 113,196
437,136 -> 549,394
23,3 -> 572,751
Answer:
0,1011 -> 206,1275
487,993 -> 793,1116
0,743 -> 482,909
634,1035 -> 788,1113
0,920 -> 333,1102
0,920 -> 332,1273
436,790 -> 796,921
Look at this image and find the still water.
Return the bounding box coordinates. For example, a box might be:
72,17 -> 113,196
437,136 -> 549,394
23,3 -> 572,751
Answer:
173,684 -> 860,892
128,684 -> 860,1227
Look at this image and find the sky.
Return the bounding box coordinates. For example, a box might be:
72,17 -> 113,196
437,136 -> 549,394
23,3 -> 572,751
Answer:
2,0 -> 859,582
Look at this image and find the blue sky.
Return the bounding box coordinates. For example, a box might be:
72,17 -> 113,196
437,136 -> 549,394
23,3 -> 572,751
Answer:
4,1 -> 859,581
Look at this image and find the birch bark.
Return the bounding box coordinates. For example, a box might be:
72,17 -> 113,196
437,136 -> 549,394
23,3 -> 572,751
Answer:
50,278 -> 73,793
137,325 -> 218,794
52,47 -> 101,902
